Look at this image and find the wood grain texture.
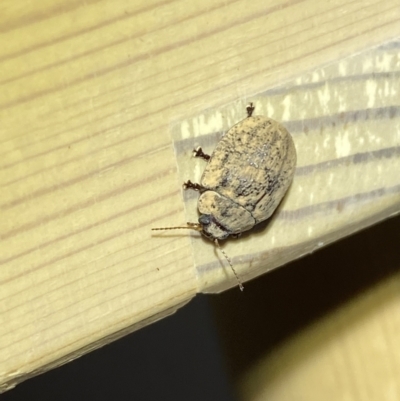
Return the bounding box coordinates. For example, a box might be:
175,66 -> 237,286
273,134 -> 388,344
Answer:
0,0 -> 399,391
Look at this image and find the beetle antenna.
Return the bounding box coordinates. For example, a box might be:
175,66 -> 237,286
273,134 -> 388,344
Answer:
152,222 -> 202,232
214,239 -> 244,291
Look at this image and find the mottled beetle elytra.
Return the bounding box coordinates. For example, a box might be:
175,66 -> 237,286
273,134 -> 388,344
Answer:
153,103 -> 297,291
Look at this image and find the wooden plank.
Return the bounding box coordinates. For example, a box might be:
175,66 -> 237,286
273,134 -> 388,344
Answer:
0,0 -> 399,391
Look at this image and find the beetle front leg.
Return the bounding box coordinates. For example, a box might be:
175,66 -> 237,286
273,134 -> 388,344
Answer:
183,180 -> 206,193
193,147 -> 210,161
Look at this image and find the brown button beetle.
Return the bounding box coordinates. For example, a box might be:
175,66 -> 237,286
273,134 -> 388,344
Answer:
153,103 -> 297,290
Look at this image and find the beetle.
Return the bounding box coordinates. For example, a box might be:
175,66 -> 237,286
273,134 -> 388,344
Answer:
153,103 -> 297,290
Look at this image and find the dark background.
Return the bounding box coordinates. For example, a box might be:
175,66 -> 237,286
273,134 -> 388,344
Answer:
3,214 -> 400,401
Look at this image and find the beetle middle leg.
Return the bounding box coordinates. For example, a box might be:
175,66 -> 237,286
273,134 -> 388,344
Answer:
183,180 -> 206,193
192,147 -> 210,161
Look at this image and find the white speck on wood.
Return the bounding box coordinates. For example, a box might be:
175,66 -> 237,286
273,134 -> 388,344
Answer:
335,132 -> 351,158
366,79 -> 378,108
266,102 -> 275,117
282,95 -> 291,121
181,120 -> 191,139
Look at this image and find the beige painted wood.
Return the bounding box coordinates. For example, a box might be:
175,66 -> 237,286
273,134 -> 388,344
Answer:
0,0 -> 399,392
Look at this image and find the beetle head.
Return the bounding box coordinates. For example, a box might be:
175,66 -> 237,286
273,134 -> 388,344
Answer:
198,214 -> 230,241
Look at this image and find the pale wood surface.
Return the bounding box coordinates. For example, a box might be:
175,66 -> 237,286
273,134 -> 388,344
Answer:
1,0 -> 399,392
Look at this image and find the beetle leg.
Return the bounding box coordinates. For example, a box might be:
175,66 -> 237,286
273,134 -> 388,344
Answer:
183,180 -> 206,193
192,147 -> 210,161
246,102 -> 255,117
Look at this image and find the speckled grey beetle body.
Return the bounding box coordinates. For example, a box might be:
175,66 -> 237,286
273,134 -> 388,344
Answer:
152,104 -> 296,290
186,105 -> 296,240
